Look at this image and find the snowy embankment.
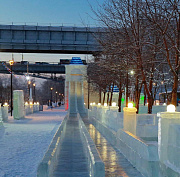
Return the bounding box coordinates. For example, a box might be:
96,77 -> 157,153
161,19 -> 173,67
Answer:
0,106 -> 67,177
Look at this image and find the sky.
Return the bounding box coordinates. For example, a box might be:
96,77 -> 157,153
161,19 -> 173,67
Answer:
0,0 -> 105,63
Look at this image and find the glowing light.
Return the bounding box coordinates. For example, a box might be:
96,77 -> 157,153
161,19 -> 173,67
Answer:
98,103 -> 101,106
37,102 -> 39,105
50,87 -> 53,90
112,102 -> 116,107
130,70 -> 134,75
34,102 -> 37,105
93,102 -> 96,105
128,103 -> 133,108
163,103 -> 167,106
156,102 -> 159,105
33,83 -> 36,87
25,102 -> 28,105
30,102 -> 33,105
167,104 -> 175,112
26,76 -> 30,80
84,103 -> 86,105
104,103 -> 107,107
90,103 -> 93,106
4,103 -> 8,106
9,60 -> 14,66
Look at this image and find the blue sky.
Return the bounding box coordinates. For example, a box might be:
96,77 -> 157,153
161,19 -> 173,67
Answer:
0,0 -> 104,26
0,0 -> 104,63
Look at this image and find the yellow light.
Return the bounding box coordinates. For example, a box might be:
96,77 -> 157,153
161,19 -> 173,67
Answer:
104,103 -> 107,107
128,103 -> 133,108
9,60 -> 14,66
28,81 -> 31,85
25,102 -> 28,105
50,87 -> 53,90
30,102 -> 33,105
112,102 -> 116,107
33,83 -> 36,87
167,104 -> 175,112
98,103 -> 101,106
37,102 -> 39,105
156,102 -> 159,105
4,102 -> 8,106
93,102 -> 96,105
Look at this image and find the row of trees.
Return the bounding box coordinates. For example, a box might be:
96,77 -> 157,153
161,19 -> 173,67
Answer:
88,0 -> 180,113
0,75 -> 65,105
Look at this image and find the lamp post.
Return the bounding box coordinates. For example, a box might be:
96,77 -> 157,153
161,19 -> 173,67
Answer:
33,83 -> 36,102
56,91 -> 58,105
50,87 -> 53,106
9,60 -> 14,116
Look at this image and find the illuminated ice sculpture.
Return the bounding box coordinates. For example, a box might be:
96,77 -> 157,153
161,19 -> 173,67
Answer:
123,103 -> 137,135
13,90 -> 25,119
65,57 -> 87,117
157,104 -> 180,176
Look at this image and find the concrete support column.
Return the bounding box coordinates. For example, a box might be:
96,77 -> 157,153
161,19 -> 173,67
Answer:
123,107 -> 137,135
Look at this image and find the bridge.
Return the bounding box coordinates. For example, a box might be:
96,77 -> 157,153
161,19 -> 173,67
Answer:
0,25 -> 104,54
0,62 -> 65,74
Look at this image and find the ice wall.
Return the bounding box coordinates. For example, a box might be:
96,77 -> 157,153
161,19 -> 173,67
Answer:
13,90 -> 25,119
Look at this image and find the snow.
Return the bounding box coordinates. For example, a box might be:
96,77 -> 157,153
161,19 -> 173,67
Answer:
0,106 -> 67,177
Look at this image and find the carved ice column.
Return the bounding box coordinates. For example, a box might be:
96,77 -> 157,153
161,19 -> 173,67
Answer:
13,90 -> 25,119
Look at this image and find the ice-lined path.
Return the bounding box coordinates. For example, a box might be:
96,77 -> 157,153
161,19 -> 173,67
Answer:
52,115 -> 89,177
83,119 -> 143,177
0,106 -> 67,177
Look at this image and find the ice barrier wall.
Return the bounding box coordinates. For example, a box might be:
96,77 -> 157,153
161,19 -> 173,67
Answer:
37,115 -> 68,177
78,114 -> 105,177
89,105 -> 159,177
89,104 -> 180,176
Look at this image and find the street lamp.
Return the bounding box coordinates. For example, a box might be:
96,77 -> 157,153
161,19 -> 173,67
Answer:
50,87 -> 53,106
9,60 -> 14,116
33,83 -> 36,102
56,91 -> 58,104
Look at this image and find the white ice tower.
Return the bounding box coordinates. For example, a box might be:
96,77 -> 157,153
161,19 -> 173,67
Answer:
65,57 -> 87,117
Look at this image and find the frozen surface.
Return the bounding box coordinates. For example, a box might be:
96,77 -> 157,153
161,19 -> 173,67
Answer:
0,106 -> 67,177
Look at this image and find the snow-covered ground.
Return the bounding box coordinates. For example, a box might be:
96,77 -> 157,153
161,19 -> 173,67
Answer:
0,106 -> 67,177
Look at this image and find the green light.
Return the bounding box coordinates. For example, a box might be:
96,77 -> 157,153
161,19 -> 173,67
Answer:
140,95 -> 144,101
121,98 -> 125,102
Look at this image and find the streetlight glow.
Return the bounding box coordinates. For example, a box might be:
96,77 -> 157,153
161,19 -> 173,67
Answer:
9,60 -> 14,66
130,70 -> 134,75
128,103 -> 133,108
167,104 -> 175,112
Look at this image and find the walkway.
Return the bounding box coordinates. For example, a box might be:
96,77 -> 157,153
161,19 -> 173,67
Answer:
84,119 -> 143,177
52,115 -> 89,177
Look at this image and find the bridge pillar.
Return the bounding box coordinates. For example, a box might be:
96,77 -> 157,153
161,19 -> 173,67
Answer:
65,57 -> 87,117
